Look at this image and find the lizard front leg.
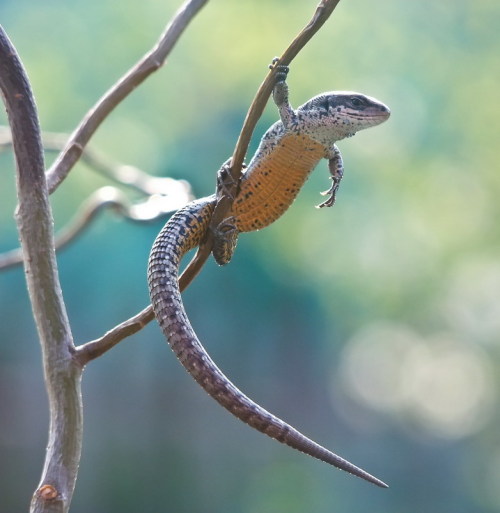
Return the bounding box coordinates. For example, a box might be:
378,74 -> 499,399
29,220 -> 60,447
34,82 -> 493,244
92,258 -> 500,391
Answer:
317,144 -> 344,208
271,62 -> 297,128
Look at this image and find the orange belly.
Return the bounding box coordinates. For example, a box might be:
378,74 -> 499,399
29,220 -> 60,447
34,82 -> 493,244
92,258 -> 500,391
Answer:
232,133 -> 325,232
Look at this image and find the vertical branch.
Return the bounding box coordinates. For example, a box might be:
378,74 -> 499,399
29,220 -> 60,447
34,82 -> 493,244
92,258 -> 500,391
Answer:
0,27 -> 82,513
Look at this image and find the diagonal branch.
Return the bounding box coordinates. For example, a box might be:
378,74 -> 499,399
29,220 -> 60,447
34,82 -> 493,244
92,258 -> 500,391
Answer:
0,26 -> 81,513
45,0 -> 210,194
179,0 -> 342,289
75,305 -> 155,364
0,125 -> 194,197
231,0 -> 341,174
74,261 -> 193,365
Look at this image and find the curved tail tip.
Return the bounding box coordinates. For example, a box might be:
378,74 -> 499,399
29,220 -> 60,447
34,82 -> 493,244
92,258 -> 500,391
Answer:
345,460 -> 388,488
361,472 -> 389,489
333,453 -> 388,488
371,476 -> 389,489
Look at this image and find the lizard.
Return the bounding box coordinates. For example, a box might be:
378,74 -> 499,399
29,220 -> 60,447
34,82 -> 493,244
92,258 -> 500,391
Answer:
148,65 -> 390,487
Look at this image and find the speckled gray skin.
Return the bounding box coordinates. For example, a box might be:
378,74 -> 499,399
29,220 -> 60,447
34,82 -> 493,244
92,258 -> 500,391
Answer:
259,87 -> 390,158
148,74 -> 390,487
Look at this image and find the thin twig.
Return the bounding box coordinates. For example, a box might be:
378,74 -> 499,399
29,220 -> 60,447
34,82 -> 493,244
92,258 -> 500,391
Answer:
75,305 -> 155,364
179,0 -> 341,290
45,0 -> 210,194
0,125 -> 194,197
0,186 -> 180,271
74,255 -> 194,364
0,26 -> 81,513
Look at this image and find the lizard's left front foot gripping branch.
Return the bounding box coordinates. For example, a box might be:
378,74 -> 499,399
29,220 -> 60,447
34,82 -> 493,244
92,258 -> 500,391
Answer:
148,65 -> 390,488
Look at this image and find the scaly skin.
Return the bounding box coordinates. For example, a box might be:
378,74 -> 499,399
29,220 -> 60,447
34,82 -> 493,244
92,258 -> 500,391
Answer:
148,71 -> 390,487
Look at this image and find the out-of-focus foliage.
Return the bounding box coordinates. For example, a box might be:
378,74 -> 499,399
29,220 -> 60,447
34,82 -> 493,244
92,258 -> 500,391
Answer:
1,0 -> 499,512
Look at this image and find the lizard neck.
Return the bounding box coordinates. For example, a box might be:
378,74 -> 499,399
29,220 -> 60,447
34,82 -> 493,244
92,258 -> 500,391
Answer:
231,132 -> 325,232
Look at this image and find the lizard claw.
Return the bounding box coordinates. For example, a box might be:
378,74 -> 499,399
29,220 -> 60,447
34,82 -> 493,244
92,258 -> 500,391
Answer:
212,216 -> 239,266
275,65 -> 289,83
316,177 -> 340,208
269,56 -> 280,69
216,160 -> 242,200
269,58 -> 289,83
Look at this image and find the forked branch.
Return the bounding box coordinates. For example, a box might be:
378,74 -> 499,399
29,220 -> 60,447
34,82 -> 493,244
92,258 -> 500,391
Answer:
74,260 -> 195,365
0,186 -> 184,271
76,305 -> 155,364
0,126 -> 193,197
0,0 -> 211,511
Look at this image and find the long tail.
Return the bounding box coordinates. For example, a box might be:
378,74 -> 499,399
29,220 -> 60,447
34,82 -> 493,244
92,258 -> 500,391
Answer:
148,196 -> 387,488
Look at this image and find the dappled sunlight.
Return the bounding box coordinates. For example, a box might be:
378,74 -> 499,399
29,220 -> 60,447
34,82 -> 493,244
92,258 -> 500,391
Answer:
336,322 -> 495,439
294,194 -> 440,295
441,258 -> 500,345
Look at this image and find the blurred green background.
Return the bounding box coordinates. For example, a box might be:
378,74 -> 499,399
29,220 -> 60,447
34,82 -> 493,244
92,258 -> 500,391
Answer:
1,0 -> 500,511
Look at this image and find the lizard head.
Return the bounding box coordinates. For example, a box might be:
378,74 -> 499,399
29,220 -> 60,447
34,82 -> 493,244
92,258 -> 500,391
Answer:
297,92 -> 390,145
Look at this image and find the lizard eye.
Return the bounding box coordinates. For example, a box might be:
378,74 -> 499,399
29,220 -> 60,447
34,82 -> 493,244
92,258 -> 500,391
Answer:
350,97 -> 363,107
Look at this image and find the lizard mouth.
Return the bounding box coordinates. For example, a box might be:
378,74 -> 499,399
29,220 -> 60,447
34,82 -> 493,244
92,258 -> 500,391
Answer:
344,107 -> 390,123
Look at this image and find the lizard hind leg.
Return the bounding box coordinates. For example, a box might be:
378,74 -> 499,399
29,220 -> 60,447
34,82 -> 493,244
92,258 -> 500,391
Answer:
212,216 -> 239,266
215,159 -> 241,200
212,160 -> 242,265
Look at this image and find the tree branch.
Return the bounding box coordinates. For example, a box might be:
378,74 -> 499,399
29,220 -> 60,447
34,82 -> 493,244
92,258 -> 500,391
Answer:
179,0 -> 342,290
45,0 -> 210,194
0,186 -> 182,271
74,258 -> 194,365
0,1 -> 210,510
0,26 -> 81,513
0,125 -> 194,198
75,305 -> 155,364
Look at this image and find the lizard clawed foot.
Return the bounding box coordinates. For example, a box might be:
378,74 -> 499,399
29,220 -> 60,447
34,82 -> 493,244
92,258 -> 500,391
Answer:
216,160 -> 244,200
212,216 -> 239,266
271,61 -> 291,112
269,57 -> 289,83
316,177 -> 341,208
318,150 -> 344,208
